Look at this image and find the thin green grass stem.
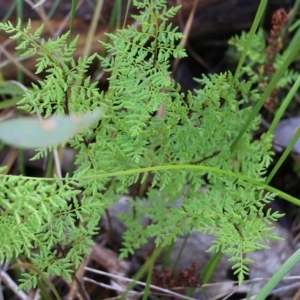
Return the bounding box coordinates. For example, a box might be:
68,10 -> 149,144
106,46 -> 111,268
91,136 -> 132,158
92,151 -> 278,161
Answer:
279,0 -> 299,50
82,0 -> 104,58
37,280 -> 53,300
2,0 -> 17,23
18,149 -> 25,175
266,126 -> 300,185
172,233 -> 190,273
45,151 -> 54,178
123,0 -> 132,29
109,0 -> 122,30
285,0 -> 300,59
0,97 -> 22,109
120,243 -> 165,300
142,262 -> 154,300
254,247 -> 300,299
269,76 -> 300,134
231,36 -> 300,151
16,0 -> 23,83
16,0 -> 25,175
69,0 -> 79,43
200,250 -> 222,292
47,0 -> 60,19
286,0 -> 300,32
11,262 -> 61,300
232,0 -> 267,85
85,0 -> 95,9
186,250 -> 222,296
161,239 -> 175,271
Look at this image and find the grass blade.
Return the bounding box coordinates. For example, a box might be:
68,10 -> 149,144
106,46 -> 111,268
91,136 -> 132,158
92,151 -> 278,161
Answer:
254,247 -> 300,299
231,0 -> 267,85
269,76 -> 300,134
267,125 -> 300,184
69,0 -> 78,42
231,35 -> 300,151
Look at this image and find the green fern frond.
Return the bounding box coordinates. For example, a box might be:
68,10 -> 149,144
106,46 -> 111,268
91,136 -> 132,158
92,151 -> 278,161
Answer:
0,0 -> 286,288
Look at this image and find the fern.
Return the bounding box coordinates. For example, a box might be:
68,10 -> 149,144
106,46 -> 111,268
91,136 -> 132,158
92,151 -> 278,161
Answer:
0,0 -> 285,288
0,19 -> 101,117
0,173 -> 100,287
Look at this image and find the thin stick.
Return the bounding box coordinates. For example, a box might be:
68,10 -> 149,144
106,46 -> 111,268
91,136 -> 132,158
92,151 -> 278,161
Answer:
0,44 -> 40,81
84,267 -> 198,300
0,269 -> 30,300
23,0 -> 54,35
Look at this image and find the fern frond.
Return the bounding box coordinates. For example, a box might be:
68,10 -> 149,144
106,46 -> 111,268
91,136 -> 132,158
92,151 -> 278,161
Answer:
0,0 -> 285,288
